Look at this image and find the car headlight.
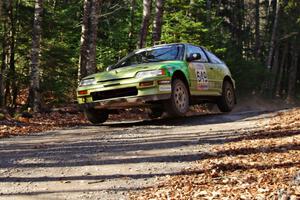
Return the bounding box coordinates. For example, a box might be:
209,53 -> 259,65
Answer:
79,78 -> 96,86
136,69 -> 166,79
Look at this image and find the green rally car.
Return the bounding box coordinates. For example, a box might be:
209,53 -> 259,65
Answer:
77,43 -> 236,124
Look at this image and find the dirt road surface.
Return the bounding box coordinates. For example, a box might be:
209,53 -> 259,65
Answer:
0,110 -> 282,200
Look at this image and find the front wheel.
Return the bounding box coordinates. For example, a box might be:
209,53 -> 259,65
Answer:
217,80 -> 235,112
164,79 -> 190,117
84,108 -> 108,124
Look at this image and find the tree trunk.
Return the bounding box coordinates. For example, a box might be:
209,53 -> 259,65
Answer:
78,0 -> 91,81
216,0 -> 222,16
87,0 -> 100,75
0,34 -> 8,108
266,0 -> 280,70
28,0 -> 43,112
0,38 -> 7,107
11,0 -> 20,107
7,0 -> 17,107
0,0 -> 2,18
152,0 -> 164,44
2,0 -> 16,108
270,45 -> 279,95
128,0 -> 136,52
78,0 -> 100,81
139,0 -> 152,48
254,0 -> 261,59
206,0 -> 211,22
0,1 -> 8,107
286,45 -> 299,103
275,42 -> 288,97
232,0 -> 244,57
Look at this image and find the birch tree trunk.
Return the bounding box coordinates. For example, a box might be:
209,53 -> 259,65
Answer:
78,0 -> 100,81
152,0 -> 164,43
78,0 -> 91,80
28,0 -> 43,112
139,0 -> 152,48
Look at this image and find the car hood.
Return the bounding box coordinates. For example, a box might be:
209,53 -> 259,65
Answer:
83,61 -> 178,82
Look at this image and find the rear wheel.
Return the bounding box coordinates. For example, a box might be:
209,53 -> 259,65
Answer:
84,108 -> 108,124
217,80 -> 235,112
164,79 -> 189,117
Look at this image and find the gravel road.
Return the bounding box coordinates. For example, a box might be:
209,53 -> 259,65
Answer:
0,110 -> 278,200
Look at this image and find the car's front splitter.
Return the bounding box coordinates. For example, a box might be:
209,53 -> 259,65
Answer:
78,94 -> 171,110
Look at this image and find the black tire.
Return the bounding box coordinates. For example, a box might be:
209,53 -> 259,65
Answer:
84,108 -> 108,124
217,80 -> 235,112
148,107 -> 163,119
164,79 -> 189,117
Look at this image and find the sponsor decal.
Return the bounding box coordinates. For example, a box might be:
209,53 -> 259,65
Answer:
159,85 -> 171,92
194,63 -> 209,90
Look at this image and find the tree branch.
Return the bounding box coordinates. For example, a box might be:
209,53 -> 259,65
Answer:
100,5 -> 123,18
279,32 -> 299,41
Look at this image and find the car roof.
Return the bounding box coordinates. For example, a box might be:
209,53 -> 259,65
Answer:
152,43 -> 205,49
134,43 -> 206,53
152,42 -> 186,47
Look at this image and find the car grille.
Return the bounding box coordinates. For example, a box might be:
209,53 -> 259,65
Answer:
91,87 -> 138,101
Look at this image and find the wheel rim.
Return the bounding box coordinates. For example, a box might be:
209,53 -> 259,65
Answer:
225,87 -> 234,106
174,83 -> 188,112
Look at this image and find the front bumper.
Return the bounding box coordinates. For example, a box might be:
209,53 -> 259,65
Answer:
78,94 -> 171,109
77,77 -> 172,109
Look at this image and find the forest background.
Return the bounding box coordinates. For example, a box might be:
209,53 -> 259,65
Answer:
0,0 -> 299,113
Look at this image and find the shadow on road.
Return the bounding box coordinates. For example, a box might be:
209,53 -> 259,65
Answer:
0,139 -> 299,183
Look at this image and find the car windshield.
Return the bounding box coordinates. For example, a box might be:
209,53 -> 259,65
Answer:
110,44 -> 184,70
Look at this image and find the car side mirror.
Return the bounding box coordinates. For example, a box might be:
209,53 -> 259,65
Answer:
106,65 -> 113,71
187,53 -> 201,62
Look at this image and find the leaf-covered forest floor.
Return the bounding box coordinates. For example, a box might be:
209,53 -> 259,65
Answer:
0,111 -> 88,138
0,106 -> 207,138
131,108 -> 300,199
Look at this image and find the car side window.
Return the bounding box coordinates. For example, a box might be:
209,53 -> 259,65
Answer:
204,49 -> 223,64
186,45 -> 208,62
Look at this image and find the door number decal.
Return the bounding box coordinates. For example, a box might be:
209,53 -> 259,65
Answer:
195,64 -> 209,90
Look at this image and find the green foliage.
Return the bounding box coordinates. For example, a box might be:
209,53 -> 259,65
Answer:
226,57 -> 267,95
39,2 -> 81,104
96,0 -> 141,71
0,0 -> 298,108
41,43 -> 78,104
